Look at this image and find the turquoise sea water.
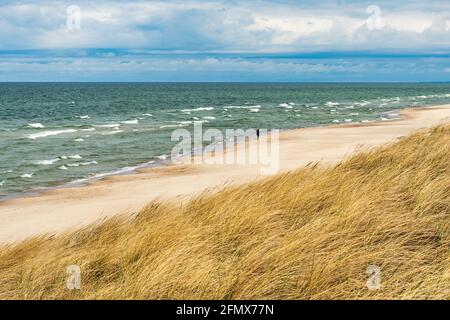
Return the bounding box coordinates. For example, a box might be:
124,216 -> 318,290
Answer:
0,83 -> 449,199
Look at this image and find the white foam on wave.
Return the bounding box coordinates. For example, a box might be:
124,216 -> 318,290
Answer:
74,138 -> 84,142
77,115 -> 90,119
203,116 -> 215,120
95,123 -> 120,129
59,165 -> 68,170
81,128 -> 96,132
181,107 -> 214,112
279,103 -> 293,109
224,105 -> 261,110
68,154 -> 82,159
326,102 -> 340,106
249,108 -> 260,112
0,180 -> 4,186
28,123 -> 45,129
157,154 -> 168,160
160,123 -> 189,129
27,129 -> 77,139
143,113 -> 153,117
67,163 -> 80,167
102,130 -> 123,135
121,119 -> 139,125
36,158 -> 60,165
80,161 -> 98,166
20,173 -> 33,178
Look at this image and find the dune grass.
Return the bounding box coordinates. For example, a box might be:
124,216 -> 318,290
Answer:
0,124 -> 449,300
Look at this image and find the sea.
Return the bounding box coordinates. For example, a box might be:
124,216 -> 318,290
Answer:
1,82 -> 449,199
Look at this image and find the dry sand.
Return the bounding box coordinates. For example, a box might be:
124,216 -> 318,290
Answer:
1,105 -> 449,244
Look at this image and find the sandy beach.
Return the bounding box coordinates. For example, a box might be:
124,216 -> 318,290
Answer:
0,104 -> 449,244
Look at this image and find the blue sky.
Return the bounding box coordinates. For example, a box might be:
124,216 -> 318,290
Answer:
0,0 -> 449,82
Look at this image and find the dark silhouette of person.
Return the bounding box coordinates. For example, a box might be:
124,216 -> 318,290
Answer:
256,128 -> 260,139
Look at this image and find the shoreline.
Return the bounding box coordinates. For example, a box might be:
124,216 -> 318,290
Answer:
0,104 -> 449,244
0,107 -> 403,203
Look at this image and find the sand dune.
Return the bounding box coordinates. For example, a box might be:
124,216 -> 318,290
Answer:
0,105 -> 449,243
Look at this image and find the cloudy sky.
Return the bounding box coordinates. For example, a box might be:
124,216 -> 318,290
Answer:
0,0 -> 449,81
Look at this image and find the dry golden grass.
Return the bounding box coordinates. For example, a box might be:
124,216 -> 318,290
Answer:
0,124 -> 449,300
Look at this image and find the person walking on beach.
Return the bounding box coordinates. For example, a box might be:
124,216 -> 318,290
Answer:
256,128 -> 260,140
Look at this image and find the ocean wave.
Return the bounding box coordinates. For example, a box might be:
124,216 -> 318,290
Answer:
326,102 -> 340,106
81,128 -> 96,132
59,165 -> 68,170
28,123 -> 45,129
279,103 -> 293,108
159,123 -> 189,129
80,161 -> 98,166
77,115 -> 90,119
36,158 -> 60,165
249,108 -> 260,112
20,173 -> 33,178
95,123 -> 120,129
68,154 -> 82,159
143,113 -> 153,117
121,119 -> 139,124
181,107 -> 214,112
67,163 -> 80,167
27,129 -> 77,140
102,130 -> 124,135
74,138 -> 84,142
224,105 -> 261,110
203,116 -> 215,120
0,180 -> 4,186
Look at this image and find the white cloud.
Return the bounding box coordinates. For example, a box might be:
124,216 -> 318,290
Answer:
0,0 -> 449,52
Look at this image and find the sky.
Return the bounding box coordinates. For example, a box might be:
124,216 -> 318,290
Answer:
0,0 -> 449,82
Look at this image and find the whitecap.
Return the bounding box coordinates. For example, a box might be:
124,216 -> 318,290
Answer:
59,165 -> 68,170
203,116 -> 215,120
67,163 -> 80,167
159,124 -> 189,129
27,129 -> 77,140
0,180 -> 4,186
225,105 -> 261,110
326,102 -> 340,106
36,158 -> 60,165
95,124 -> 120,128
143,113 -> 153,117
345,119 -> 353,122
332,120 -> 340,123
102,130 -> 124,135
68,155 -> 82,159
181,107 -> 214,112
77,115 -> 90,119
20,173 -> 33,178
121,119 -> 139,125
249,108 -> 260,112
28,123 -> 45,129
74,138 -> 84,142
80,161 -> 98,166
81,128 -> 96,132
157,155 -> 168,160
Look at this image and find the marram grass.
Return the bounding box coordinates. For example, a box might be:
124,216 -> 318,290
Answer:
0,124 -> 449,300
